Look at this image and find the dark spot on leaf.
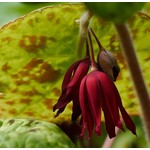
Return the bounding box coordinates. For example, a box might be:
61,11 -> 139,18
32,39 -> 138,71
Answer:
144,28 -> 150,33
19,35 -> 47,53
48,36 -> 57,42
20,88 -> 40,97
11,88 -> 18,93
14,79 -> 30,85
52,87 -> 60,96
34,121 -> 40,125
128,101 -> 136,108
9,109 -> 16,115
1,63 -> 11,72
131,28 -> 138,39
6,100 -> 15,105
40,115 -> 48,120
34,17 -> 40,23
128,86 -> 134,91
28,128 -> 40,132
28,19 -> 34,26
11,74 -> 18,79
55,18 -> 60,24
43,98 -> 55,109
31,62 -> 60,83
8,119 -> 15,125
20,98 -> 31,104
128,93 -> 136,99
23,58 -> 43,71
24,120 -> 35,127
25,111 -> 34,116
19,70 -> 29,77
47,12 -> 55,20
115,52 -> 127,69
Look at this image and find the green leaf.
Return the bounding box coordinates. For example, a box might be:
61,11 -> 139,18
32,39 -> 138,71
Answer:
0,3 -> 149,124
85,2 -> 145,23
0,118 -> 75,148
0,4 -> 86,123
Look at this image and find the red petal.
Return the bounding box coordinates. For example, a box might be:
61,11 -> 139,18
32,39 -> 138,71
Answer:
103,74 -> 136,135
96,71 -> 124,130
62,59 -> 84,90
79,76 -> 94,138
71,94 -> 81,122
86,72 -> 102,136
119,105 -> 136,135
54,106 -> 66,118
102,99 -> 116,138
67,59 -> 90,89
111,85 -> 136,135
54,59 -> 90,114
54,59 -> 90,109
53,92 -> 72,112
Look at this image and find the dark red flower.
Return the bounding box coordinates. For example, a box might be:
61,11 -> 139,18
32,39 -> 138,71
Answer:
53,56 -> 90,121
79,70 -> 136,139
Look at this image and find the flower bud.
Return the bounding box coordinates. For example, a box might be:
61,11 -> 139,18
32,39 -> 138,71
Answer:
97,50 -> 120,81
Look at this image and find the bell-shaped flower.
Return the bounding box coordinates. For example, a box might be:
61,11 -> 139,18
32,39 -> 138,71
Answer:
53,41 -> 91,121
79,69 -> 136,139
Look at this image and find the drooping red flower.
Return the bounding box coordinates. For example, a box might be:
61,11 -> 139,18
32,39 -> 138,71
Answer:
53,41 -> 91,121
79,69 -> 136,139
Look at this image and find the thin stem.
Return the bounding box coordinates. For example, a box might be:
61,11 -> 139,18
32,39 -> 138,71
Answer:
88,30 -> 96,67
115,23 -> 150,146
85,38 -> 90,58
102,127 -> 120,148
77,11 -> 93,57
90,27 -> 105,51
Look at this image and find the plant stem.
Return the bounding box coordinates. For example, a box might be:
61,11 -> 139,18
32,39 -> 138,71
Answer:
102,128 -> 120,148
77,11 -> 93,57
88,30 -> 96,67
90,27 -> 105,51
115,23 -> 150,145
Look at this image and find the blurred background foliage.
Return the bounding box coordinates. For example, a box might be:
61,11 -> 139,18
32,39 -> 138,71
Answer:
0,3 -> 61,26
0,2 -> 149,148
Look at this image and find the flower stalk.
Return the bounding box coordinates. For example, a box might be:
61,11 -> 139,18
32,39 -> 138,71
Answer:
77,11 -> 93,57
89,27 -> 105,51
102,127 -> 120,148
88,30 -> 97,69
115,23 -> 150,145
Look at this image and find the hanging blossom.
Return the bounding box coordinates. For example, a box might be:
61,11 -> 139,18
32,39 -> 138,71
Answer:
79,68 -> 136,139
79,29 -> 136,139
53,40 -> 91,122
53,27 -> 136,139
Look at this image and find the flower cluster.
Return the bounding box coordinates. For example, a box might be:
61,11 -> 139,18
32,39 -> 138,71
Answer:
53,28 -> 136,139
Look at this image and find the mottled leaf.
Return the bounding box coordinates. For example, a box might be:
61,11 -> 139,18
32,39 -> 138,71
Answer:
0,118 -> 75,148
0,3 -> 149,125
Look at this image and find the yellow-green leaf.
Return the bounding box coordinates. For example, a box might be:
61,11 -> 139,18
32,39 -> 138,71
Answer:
0,3 -> 149,124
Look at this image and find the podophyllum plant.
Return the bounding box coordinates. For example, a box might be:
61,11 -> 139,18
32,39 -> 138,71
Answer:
0,2 -> 149,148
